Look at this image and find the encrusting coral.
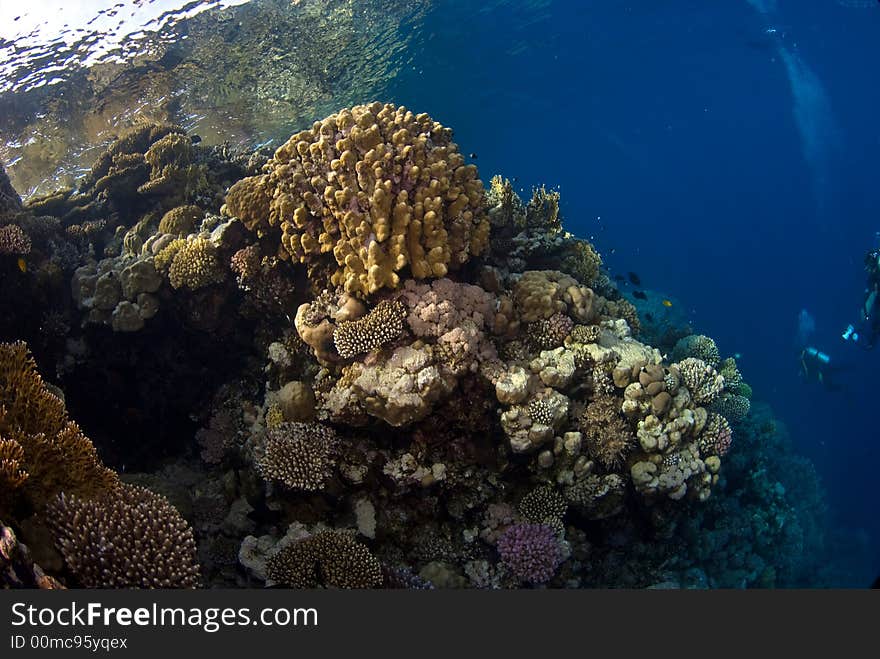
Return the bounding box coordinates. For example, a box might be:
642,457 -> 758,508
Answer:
222,102 -> 490,296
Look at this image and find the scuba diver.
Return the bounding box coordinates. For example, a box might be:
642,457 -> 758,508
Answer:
798,346 -> 841,391
841,246 -> 880,349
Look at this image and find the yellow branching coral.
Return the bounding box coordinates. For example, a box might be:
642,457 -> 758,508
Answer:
0,437 -> 28,492
223,102 -> 490,296
0,342 -> 118,514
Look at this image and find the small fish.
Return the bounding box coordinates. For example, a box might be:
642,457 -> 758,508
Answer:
632,290 -> 647,300
469,152 -> 478,159
17,257 -> 26,273
609,248 -> 616,255
662,299 -> 673,308
627,271 -> 641,286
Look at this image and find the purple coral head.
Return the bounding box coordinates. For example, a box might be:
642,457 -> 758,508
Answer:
497,522 -> 563,585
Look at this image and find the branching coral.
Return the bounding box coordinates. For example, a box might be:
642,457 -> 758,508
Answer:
0,225 -> 31,255
496,523 -> 563,585
519,486 -> 567,532
0,342 -> 118,513
46,483 -> 200,588
675,357 -> 725,405
698,412 -> 733,457
257,421 -> 338,491
333,298 -> 407,359
266,530 -> 382,589
166,237 -> 224,290
222,102 -> 490,296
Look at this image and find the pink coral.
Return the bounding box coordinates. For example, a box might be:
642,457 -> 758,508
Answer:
497,522 -> 563,585
400,278 -> 496,337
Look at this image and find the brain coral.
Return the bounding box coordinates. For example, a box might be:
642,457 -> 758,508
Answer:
222,102 -> 490,296
46,483 -> 200,588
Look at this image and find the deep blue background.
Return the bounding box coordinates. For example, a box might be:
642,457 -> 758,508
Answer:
386,0 -> 880,582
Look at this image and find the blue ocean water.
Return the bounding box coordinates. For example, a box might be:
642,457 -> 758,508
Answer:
385,0 -> 880,583
1,0 -> 878,587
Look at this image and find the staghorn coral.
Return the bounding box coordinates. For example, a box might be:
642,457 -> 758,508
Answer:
672,334 -> 721,368
222,102 -> 490,296
266,530 -> 382,589
0,342 -> 118,513
333,298 -> 407,359
496,523 -> 563,585
46,483 -> 200,588
0,437 -> 28,493
257,421 -> 338,491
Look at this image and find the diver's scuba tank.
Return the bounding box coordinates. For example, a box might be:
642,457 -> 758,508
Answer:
804,346 -> 831,365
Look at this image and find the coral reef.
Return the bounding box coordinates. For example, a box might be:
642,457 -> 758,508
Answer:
0,106 -> 837,590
